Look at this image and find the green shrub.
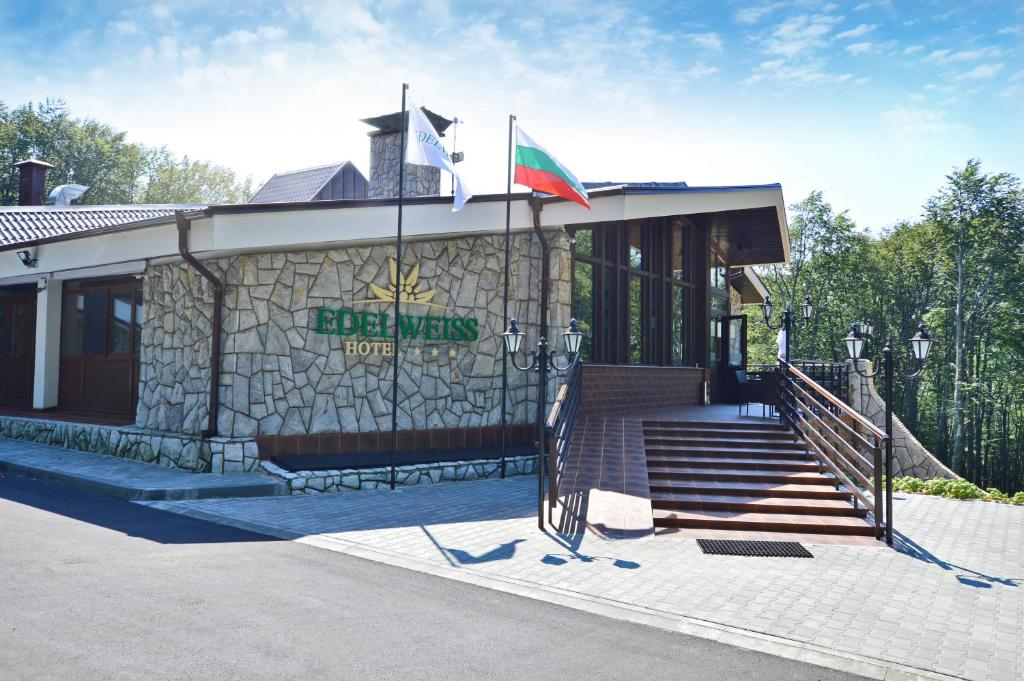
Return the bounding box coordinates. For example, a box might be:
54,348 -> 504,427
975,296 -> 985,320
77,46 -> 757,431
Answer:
895,477 -> 925,493
986,488 -> 1011,503
923,478 -> 952,496
945,479 -> 985,500
1012,492 -> 1024,505
885,476 -> 1022,503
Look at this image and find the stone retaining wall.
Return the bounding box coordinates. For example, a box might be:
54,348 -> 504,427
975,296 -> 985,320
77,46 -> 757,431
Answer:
0,415 -> 259,474
260,454 -> 537,494
846,360 -> 958,480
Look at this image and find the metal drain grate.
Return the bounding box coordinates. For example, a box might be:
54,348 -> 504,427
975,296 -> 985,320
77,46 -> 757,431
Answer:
696,539 -> 813,558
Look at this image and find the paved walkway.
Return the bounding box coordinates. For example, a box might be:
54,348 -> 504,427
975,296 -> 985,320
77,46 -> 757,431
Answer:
0,439 -> 285,499
144,475 -> 1024,681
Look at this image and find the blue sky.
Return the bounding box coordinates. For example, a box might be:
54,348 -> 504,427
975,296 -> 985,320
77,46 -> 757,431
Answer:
1,0 -> 1021,229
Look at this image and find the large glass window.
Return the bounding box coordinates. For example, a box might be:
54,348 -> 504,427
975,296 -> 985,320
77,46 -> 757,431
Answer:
0,303 -> 7,355
629,275 -> 643,363
62,294 -> 85,356
672,286 -> 686,365
111,291 -> 134,355
572,261 -> 594,361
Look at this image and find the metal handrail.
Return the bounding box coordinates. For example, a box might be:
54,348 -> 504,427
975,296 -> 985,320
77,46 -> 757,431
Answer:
545,354 -> 583,509
778,361 -> 888,541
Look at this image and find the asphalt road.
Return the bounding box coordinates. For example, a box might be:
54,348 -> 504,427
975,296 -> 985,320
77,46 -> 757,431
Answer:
0,473 -> 868,681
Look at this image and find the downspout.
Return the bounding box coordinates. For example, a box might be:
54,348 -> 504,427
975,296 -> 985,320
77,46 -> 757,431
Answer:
529,196 -> 550,339
175,211 -> 221,439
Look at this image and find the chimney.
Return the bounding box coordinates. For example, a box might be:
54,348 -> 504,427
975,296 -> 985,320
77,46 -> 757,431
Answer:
14,159 -> 55,206
361,108 -> 453,199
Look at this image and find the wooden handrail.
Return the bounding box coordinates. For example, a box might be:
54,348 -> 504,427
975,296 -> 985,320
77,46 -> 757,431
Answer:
781,378 -> 880,461
785,362 -> 887,440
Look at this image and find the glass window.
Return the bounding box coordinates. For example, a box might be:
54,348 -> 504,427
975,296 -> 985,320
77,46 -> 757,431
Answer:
728,317 -> 744,367
672,286 -> 686,365
629,275 -> 643,363
572,261 -> 594,361
111,291 -> 133,354
134,287 -> 143,356
0,303 -> 8,355
62,294 -> 84,356
710,295 -> 728,313
628,223 -> 643,270
571,228 -> 593,257
709,318 -> 722,365
12,301 -> 32,357
672,223 -> 686,282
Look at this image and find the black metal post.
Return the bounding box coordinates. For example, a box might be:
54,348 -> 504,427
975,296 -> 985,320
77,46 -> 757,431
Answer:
390,83 -> 408,491
536,338 -> 549,531
500,114 -> 515,479
883,344 -> 894,546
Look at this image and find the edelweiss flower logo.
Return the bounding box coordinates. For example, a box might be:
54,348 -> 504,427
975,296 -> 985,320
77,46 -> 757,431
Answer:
360,258 -> 440,306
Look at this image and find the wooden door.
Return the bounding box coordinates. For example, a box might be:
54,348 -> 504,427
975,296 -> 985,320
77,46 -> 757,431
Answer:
0,292 -> 36,408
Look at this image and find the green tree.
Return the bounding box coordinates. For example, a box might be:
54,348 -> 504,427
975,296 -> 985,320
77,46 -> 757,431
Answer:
0,98 -> 251,206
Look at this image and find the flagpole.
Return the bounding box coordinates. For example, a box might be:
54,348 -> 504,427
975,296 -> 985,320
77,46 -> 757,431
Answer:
500,114 -> 515,479
390,82 -> 408,491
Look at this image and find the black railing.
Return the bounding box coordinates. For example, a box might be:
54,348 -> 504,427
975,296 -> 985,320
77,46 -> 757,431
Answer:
544,354 -> 583,511
789,359 -> 847,401
777,361 -> 890,541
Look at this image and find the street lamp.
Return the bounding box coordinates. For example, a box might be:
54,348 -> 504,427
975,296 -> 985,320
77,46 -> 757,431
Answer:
846,322 -> 933,545
761,295 -> 813,363
503,318 -> 583,529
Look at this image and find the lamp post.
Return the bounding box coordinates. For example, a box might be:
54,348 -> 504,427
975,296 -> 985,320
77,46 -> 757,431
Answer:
503,318 -> 583,530
760,295 -> 814,364
845,322 -> 933,546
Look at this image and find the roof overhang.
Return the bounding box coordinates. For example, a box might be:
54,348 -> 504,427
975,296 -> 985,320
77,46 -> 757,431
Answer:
730,266 -> 770,304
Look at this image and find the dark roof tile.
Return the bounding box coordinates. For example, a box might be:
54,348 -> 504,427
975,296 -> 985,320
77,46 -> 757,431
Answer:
0,205 -> 202,248
248,162 -> 347,204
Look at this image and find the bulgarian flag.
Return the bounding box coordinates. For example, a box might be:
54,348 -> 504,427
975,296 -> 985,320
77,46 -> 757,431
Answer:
514,127 -> 590,209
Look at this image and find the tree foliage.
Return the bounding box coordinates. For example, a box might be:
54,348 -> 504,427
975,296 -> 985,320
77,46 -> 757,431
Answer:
749,162 -> 1024,493
0,99 -> 251,205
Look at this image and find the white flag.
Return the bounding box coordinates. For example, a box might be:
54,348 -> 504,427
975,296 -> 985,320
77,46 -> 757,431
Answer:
405,98 -> 472,211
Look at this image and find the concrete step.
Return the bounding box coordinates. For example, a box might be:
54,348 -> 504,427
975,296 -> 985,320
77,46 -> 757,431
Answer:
652,508 -> 876,535
0,440 -> 287,501
643,419 -> 790,432
645,456 -> 821,472
645,444 -> 811,459
643,427 -> 798,441
646,466 -> 836,485
644,436 -> 806,451
650,492 -> 867,517
648,480 -> 853,500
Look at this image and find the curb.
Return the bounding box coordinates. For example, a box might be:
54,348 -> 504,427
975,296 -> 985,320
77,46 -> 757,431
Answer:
146,502 -> 965,681
0,458 -> 286,501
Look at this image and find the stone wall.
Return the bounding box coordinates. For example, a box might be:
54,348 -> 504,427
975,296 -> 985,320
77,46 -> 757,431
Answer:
368,132 -> 440,199
0,415 -> 258,474
138,229 -> 573,440
846,359 -> 958,480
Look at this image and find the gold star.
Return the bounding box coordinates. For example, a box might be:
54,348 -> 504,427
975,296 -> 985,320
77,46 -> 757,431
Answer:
448,347 -> 457,359
430,347 -> 439,358
413,347 -> 422,357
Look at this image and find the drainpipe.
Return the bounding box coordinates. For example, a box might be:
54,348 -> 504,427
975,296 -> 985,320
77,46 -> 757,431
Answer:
176,211 -> 221,439
529,196 -> 550,339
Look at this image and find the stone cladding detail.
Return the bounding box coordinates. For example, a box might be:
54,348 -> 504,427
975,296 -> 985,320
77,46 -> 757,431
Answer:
259,455 -> 537,494
138,230 -> 573,440
368,132 -> 440,199
0,415 -> 259,474
846,360 -> 958,480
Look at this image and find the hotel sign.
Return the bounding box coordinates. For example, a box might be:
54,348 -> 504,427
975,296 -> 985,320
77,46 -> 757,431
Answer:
312,258 -> 481,356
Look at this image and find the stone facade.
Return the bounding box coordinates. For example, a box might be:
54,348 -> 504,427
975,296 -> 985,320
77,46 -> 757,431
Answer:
138,229 -> 573,441
260,455 -> 537,494
0,415 -> 259,474
846,360 -> 958,480
368,132 -> 440,199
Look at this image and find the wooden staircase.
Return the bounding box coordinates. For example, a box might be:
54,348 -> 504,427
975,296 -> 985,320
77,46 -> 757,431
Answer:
645,420 -> 875,536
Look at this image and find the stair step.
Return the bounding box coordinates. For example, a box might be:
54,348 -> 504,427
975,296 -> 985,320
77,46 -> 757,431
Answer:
644,420 -> 789,432
646,456 -> 821,472
644,428 -> 798,441
645,446 -> 811,461
647,467 -> 836,485
649,481 -> 853,500
647,436 -> 806,450
650,493 -> 868,517
652,509 -> 876,535
645,442 -> 809,455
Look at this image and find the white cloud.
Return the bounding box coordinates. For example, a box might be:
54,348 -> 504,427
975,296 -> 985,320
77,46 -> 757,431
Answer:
746,58 -> 852,86
880,107 -> 963,137
212,26 -> 287,48
996,26 -> 1022,35
763,14 -> 844,58
846,42 -> 873,55
835,23 -> 877,40
734,3 -> 785,25
683,61 -> 718,79
903,45 -> 923,55
687,32 -> 723,51
107,20 -> 138,37
926,47 -> 1004,64
957,63 -> 1005,80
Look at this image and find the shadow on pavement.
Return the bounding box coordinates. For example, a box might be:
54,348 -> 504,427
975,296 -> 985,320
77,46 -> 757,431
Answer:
894,530 -> 1020,588
0,474 -> 280,545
